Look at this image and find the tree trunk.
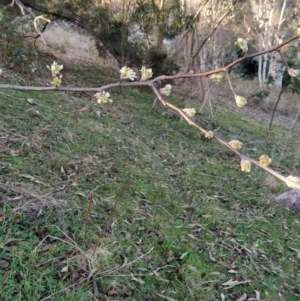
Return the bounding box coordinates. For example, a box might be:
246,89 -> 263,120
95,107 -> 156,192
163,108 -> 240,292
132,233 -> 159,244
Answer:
267,51 -> 285,88
184,32 -> 195,71
120,0 -> 126,67
258,32 -> 263,87
267,0 -> 287,88
156,0 -> 166,50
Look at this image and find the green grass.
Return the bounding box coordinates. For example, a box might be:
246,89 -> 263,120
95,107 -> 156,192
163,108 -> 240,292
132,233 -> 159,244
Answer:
0,67 -> 300,301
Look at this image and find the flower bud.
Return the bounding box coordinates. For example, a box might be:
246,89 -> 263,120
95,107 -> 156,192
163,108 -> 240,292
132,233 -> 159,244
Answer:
140,66 -> 153,81
259,154 -> 271,167
52,75 -> 63,87
241,159 -> 251,172
287,68 -> 300,78
182,108 -> 196,118
228,140 -> 243,150
286,176 -> 300,189
47,61 -> 63,78
205,131 -> 214,139
159,84 -> 172,96
235,38 -> 248,53
235,95 -> 247,108
120,66 -> 137,81
209,73 -> 223,82
286,176 -> 300,184
93,91 -> 112,103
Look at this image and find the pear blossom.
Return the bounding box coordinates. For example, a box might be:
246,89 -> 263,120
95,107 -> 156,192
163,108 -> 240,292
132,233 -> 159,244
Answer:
93,91 -> 112,104
159,84 -> 172,96
209,73 -> 223,82
140,66 -> 153,81
235,38 -> 248,53
52,75 -> 63,87
297,27 -> 300,38
120,66 -> 136,81
259,154 -> 271,167
182,108 -> 196,118
235,95 -> 247,108
241,159 -> 251,172
0,69 -> 2,75
205,131 -> 214,139
228,140 -> 243,150
287,68 -> 300,78
286,176 -> 300,184
47,61 -> 63,78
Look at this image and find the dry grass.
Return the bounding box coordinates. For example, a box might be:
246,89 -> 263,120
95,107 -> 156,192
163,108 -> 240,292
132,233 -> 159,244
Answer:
232,77 -> 300,118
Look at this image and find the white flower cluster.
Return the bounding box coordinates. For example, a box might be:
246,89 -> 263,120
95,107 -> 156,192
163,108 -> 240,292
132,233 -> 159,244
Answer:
235,38 -> 248,53
93,91 -> 113,104
46,61 -> 63,87
159,84 -> 172,96
120,66 -> 137,81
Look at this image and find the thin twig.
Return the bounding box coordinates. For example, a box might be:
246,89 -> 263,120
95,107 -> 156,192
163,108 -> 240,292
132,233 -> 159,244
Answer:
0,182 -> 48,202
40,255 -> 170,301
84,192 -> 94,240
40,277 -> 87,301
268,87 -> 285,133
98,247 -> 154,276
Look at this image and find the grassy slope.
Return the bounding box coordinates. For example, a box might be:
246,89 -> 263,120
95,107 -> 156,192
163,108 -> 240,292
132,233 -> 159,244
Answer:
0,66 -> 300,301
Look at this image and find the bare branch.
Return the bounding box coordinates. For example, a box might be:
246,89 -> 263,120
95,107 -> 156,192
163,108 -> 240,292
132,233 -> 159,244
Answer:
11,0 -> 35,18
193,0 -> 210,23
10,0 -> 50,45
192,10 -> 230,59
33,15 -> 51,46
160,98 -> 300,190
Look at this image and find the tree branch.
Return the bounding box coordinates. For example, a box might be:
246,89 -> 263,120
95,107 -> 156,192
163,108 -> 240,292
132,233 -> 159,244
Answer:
11,0 -> 50,45
192,10 -> 230,59
1,35 -> 300,189
11,0 -> 35,18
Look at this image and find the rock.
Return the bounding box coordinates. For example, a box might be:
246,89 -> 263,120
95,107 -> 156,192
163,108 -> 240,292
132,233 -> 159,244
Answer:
274,189 -> 300,214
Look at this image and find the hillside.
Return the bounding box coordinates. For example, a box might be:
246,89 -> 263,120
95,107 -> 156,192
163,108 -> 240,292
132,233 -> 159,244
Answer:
1,55 -> 300,301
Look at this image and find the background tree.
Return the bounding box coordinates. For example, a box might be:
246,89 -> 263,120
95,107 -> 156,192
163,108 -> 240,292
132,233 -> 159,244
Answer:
18,0 -> 184,72
246,0 -> 298,87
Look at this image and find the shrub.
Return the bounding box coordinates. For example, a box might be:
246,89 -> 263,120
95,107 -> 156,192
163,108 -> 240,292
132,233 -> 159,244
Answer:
250,90 -> 270,105
145,47 -> 180,77
0,9 -> 37,71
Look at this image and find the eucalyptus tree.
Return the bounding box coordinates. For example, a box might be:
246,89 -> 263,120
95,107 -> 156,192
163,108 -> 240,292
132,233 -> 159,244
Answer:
247,0 -> 298,87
